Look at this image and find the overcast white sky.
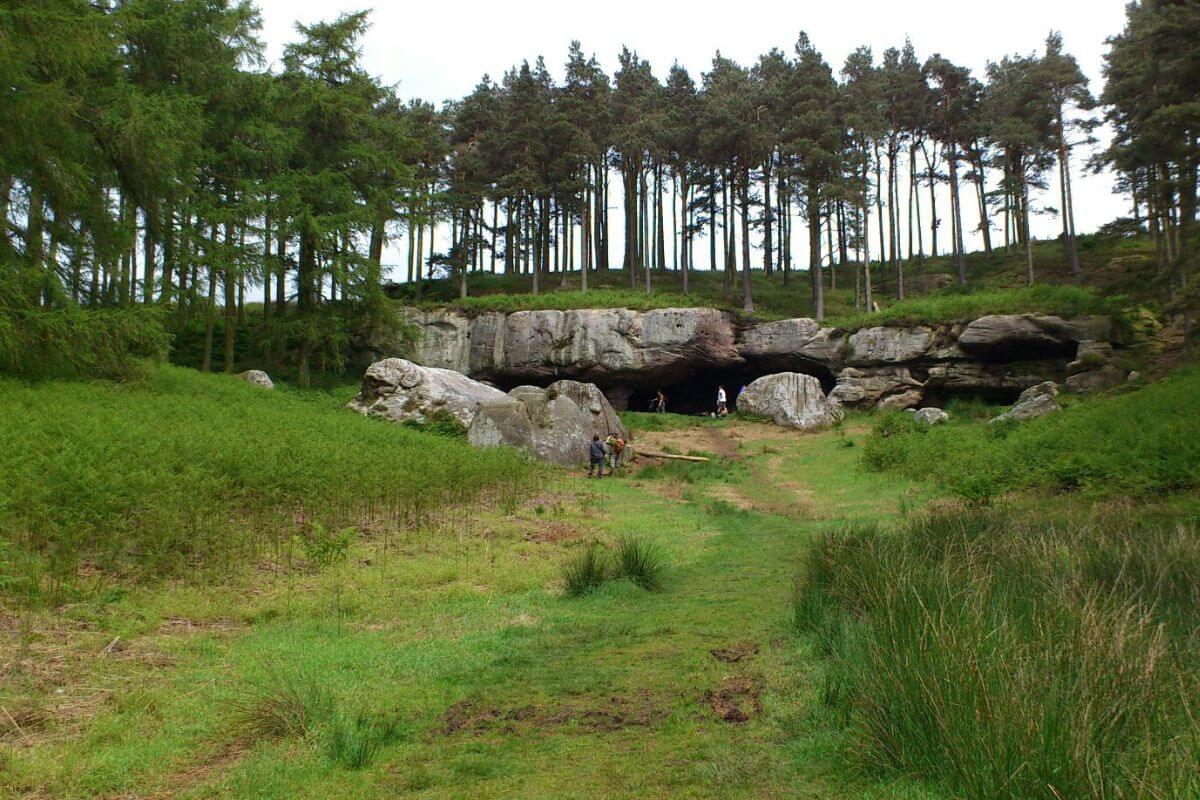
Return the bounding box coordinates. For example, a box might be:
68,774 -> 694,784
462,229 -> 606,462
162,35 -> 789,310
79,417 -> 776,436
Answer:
254,0 -> 1132,280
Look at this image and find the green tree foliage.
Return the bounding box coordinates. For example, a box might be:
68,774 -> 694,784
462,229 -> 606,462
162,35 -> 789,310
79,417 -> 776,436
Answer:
1,3 -> 1193,382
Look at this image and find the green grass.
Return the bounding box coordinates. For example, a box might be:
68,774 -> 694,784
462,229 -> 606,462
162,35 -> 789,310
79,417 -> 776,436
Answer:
794,504 -> 1200,800
823,284 -> 1118,331
861,365 -> 1200,501
0,363 -> 536,603
0,411 -> 940,800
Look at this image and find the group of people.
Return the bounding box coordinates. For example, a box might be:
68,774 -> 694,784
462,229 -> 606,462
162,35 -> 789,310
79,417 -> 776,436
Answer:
586,382 -> 746,477
587,433 -> 626,478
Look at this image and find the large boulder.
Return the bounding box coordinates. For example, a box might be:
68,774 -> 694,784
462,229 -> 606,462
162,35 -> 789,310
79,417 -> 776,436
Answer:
908,407 -> 950,426
348,358 -> 507,427
829,366 -> 924,409
990,381 -> 1061,425
958,315 -> 1111,359
737,373 -> 842,432
237,369 -> 274,390
468,381 -> 627,466
1066,364 -> 1128,394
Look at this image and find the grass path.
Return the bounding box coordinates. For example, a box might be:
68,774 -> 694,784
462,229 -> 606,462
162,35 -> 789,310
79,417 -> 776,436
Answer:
2,420 -> 938,799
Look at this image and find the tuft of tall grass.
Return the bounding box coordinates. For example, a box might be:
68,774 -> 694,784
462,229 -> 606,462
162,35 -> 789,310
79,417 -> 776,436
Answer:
562,543 -> 610,597
232,666 -> 334,739
794,506 -> 1200,800
323,711 -> 400,770
613,535 -> 665,591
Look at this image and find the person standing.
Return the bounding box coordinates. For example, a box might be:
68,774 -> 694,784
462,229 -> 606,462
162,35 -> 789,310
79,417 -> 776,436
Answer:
716,385 -> 728,416
605,433 -> 625,476
588,435 -> 606,478
655,389 -> 667,414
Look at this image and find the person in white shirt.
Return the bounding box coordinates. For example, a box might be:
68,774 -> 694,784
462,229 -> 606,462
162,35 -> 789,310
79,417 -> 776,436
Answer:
716,385 -> 728,416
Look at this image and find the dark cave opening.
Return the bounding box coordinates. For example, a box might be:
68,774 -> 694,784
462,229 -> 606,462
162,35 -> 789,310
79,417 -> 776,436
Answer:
624,364 -> 837,416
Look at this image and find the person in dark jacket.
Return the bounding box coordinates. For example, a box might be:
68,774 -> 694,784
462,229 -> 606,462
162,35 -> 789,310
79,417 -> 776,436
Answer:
588,435 -> 606,478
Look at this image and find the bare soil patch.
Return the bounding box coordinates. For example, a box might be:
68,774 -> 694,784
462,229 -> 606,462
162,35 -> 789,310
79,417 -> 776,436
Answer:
438,691 -> 667,736
710,641 -> 759,664
705,675 -> 761,724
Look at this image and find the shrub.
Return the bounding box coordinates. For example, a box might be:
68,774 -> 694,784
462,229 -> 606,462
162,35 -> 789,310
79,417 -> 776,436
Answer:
562,543 -> 610,597
0,302 -> 170,379
794,507 -> 1200,800
613,535 -> 665,591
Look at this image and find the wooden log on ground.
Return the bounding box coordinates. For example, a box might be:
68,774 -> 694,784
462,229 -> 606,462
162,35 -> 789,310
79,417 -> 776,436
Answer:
633,449 -> 709,463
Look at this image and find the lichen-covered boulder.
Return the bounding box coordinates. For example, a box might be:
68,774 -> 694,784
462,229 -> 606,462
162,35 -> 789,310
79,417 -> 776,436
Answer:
737,373 -> 842,432
909,407 -> 950,426
990,381 -> 1061,424
348,358 -> 507,427
547,379 -> 626,439
237,369 -> 274,389
467,381 -> 626,466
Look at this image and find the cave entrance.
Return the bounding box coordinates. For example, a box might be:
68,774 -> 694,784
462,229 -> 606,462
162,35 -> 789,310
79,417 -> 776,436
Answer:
625,364 -> 836,416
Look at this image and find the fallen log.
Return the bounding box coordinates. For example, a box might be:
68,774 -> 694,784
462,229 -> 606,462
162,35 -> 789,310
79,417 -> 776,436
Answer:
633,449 -> 709,463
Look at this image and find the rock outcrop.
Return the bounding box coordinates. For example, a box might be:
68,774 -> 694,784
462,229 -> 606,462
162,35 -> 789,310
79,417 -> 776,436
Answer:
468,380 -> 627,465
464,307 -> 742,386
737,373 -> 842,432
348,358 -> 507,427
990,381 -> 1061,425
237,369 -> 274,389
356,306 -> 1120,412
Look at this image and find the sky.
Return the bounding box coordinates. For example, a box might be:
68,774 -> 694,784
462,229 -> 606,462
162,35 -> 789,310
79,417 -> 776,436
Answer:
254,0 -> 1133,281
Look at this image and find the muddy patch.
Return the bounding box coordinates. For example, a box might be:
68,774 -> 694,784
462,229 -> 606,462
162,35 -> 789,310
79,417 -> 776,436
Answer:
710,641 -> 759,664
438,691 -> 667,736
705,675 -> 761,724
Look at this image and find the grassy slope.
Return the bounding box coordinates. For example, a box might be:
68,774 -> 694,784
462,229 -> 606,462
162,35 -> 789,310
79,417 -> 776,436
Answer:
390,235 -> 1153,328
861,364 -> 1200,501
0,415 -> 938,800
0,365 -> 533,600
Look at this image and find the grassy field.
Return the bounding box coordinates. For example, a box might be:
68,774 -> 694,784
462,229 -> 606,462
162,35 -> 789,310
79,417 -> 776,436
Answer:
3,358 -> 1198,799
2,393 -> 942,799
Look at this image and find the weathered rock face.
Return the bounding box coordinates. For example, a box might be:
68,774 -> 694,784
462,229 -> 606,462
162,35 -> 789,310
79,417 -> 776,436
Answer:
356,306 -> 1120,412
465,307 -> 742,386
845,326 -> 934,365
237,369 -> 274,389
737,373 -> 842,432
990,381 -> 1061,424
468,380 -> 627,465
353,309 -> 471,372
958,314 -> 1112,359
348,358 -> 507,427
830,366 -> 924,409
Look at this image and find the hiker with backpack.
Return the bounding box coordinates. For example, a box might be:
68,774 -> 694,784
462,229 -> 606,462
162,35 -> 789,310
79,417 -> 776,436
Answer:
605,433 -> 626,476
